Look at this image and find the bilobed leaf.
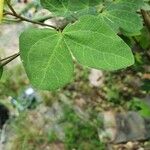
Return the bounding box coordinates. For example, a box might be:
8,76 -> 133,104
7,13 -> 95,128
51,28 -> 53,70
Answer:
20,16 -> 134,90
101,0 -> 143,34
19,28 -> 74,90
64,16 -> 134,70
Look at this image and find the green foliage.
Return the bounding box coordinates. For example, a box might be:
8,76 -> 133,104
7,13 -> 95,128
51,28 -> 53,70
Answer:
141,79 -> 150,92
101,0 -> 143,34
11,112 -> 49,150
118,0 -> 144,10
40,0 -> 144,34
48,105 -> 105,150
40,0 -> 102,17
0,65 -> 28,98
106,86 -> 120,104
11,104 -> 105,150
2,0 -> 147,91
137,27 -> 150,49
63,122 -> 105,150
20,15 -> 134,90
19,0 -> 148,91
128,98 -> 150,118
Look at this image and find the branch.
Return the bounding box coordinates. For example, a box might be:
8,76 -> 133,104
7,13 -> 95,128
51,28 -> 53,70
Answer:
0,53 -> 20,67
5,0 -> 58,30
141,9 -> 150,32
132,37 -> 144,51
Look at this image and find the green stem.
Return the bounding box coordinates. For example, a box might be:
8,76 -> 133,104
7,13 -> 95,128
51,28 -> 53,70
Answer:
141,9 -> 150,32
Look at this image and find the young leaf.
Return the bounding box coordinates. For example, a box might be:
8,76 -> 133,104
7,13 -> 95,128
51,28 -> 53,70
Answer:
19,28 -> 74,90
64,16 -> 134,71
101,1 -> 143,34
20,16 -> 134,90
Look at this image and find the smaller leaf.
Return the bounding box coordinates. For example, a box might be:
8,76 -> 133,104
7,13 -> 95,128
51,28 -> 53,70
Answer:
101,1 -> 143,34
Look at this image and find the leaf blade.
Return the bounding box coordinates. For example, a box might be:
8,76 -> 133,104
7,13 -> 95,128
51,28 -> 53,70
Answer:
19,28 -> 74,90
101,1 -> 143,34
40,0 -> 102,17
64,16 -> 134,70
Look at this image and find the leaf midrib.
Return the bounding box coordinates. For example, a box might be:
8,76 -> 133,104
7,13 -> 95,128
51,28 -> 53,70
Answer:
39,35 -> 63,88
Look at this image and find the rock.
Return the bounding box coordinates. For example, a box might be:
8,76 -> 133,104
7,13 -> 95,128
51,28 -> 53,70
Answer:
126,141 -> 134,149
99,111 -> 150,144
138,148 -> 144,150
89,69 -> 104,87
44,17 -> 68,30
49,142 -> 65,150
74,98 -> 86,108
115,112 -> 146,143
99,111 -> 117,142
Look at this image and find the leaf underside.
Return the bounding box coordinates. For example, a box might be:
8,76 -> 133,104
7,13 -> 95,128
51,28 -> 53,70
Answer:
19,16 -> 134,90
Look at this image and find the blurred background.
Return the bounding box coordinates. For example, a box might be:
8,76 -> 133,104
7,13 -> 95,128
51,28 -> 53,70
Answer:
0,0 -> 150,150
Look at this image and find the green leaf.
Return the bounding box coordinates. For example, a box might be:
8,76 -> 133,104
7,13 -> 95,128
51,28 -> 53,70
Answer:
19,28 -> 74,90
139,102 -> 150,118
40,0 -> 102,17
128,98 -> 150,118
64,16 -> 134,70
20,16 -> 134,90
138,27 -> 150,49
101,1 -> 143,34
116,0 -> 144,10
40,0 -> 68,16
